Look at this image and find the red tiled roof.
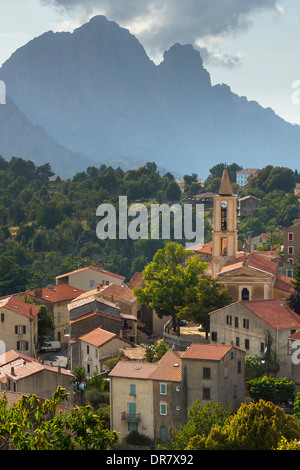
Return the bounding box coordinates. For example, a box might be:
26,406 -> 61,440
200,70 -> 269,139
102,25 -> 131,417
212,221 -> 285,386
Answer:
109,361 -> 157,379
78,327 -> 116,347
274,274 -> 295,293
100,283 -> 136,303
236,168 -> 260,175
128,272 -> 145,288
55,265 -> 125,281
149,351 -> 183,382
0,296 -> 40,319
219,252 -> 278,276
0,390 -> 25,408
181,342 -> 234,360
27,283 -> 86,303
241,298 -> 300,330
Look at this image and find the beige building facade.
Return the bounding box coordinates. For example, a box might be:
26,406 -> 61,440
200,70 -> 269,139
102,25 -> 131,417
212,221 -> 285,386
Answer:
209,299 -> 300,383
109,346 -> 245,444
0,296 -> 40,358
55,265 -> 125,291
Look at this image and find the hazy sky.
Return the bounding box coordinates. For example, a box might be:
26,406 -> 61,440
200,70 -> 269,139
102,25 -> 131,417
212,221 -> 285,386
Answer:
1,0 -> 300,124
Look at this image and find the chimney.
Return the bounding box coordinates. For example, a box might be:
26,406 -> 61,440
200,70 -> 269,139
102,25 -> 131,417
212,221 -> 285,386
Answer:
58,366 -> 61,373
281,298 -> 287,307
11,366 -> 14,375
111,295 -> 114,303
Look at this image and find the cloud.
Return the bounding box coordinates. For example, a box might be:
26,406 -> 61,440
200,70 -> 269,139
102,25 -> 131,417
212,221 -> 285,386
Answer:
41,0 -> 280,65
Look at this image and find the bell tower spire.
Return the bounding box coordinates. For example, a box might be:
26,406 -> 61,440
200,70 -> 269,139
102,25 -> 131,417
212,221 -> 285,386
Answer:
211,169 -> 238,277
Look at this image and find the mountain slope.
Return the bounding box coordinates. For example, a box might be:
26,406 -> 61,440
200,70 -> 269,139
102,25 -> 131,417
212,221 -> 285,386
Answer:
0,96 -> 96,178
1,15 -> 300,177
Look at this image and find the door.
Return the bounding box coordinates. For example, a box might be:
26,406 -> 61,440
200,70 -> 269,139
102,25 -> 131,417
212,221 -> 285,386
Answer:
128,402 -> 136,420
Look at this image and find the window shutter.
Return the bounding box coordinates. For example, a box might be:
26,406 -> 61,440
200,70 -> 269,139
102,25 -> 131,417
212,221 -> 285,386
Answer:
15,326 -> 18,334
17,341 -> 20,350
23,326 -> 26,334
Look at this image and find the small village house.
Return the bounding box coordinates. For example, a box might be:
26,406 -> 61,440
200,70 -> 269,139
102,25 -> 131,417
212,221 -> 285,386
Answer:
55,265 -> 125,291
27,283 -> 86,347
0,295 -> 40,358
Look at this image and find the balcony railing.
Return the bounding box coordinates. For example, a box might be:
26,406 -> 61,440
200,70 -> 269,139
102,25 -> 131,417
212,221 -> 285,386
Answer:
121,412 -> 141,422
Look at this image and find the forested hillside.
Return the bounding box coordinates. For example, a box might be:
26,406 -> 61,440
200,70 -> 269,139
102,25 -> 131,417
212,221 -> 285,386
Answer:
0,157 -> 190,296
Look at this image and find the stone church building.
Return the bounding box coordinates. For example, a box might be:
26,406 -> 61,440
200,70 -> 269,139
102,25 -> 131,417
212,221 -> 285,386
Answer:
195,169 -> 294,303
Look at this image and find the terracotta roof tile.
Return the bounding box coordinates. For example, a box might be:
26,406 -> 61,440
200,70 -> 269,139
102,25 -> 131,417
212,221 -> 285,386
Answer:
149,351 -> 182,382
0,296 -> 40,319
27,283 -> 86,303
219,252 -> 278,276
109,361 -> 157,379
274,274 -> 295,293
78,327 -> 116,347
55,265 -> 125,281
241,298 -> 300,330
181,342 -> 234,360
128,272 -> 145,288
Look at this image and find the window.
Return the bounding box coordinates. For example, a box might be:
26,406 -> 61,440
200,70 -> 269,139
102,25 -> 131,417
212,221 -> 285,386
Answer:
87,345 -> 89,354
260,343 -> 265,353
288,232 -> 294,241
288,258 -> 294,264
90,280 -> 95,287
243,319 -> 249,329
17,340 -> 28,351
211,331 -> 217,342
203,388 -> 211,400
237,361 -> 242,374
1,313 -> 4,323
57,311 -> 61,323
236,337 -> 240,347
203,367 -> 211,379
288,246 -> 294,255
235,317 -> 239,328
226,315 -> 232,325
130,384 -> 136,396
286,268 -> 294,278
15,325 -> 26,334
160,383 -> 167,395
160,403 -> 167,415
245,339 -> 250,349
241,288 -> 250,301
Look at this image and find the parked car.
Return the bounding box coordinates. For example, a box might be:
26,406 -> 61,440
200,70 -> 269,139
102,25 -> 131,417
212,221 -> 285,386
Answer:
39,341 -> 61,353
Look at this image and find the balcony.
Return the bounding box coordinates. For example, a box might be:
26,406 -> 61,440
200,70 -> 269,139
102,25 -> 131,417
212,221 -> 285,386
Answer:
121,412 -> 141,423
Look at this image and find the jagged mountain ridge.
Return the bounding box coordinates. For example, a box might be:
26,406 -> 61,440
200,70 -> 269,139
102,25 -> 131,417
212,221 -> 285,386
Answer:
1,15 -> 300,177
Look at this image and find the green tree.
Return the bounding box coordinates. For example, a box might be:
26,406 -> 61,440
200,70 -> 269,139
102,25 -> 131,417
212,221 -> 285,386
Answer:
0,387 -> 118,450
186,400 -> 300,450
178,276 -> 231,336
158,400 -> 231,450
133,242 -> 208,335
37,304 -> 55,344
246,376 -> 295,405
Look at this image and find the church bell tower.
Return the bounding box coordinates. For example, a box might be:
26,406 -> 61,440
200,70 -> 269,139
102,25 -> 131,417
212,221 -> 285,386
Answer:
212,169 -> 238,278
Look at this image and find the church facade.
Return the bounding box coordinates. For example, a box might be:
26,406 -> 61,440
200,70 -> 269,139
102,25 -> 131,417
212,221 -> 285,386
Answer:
208,169 -> 293,303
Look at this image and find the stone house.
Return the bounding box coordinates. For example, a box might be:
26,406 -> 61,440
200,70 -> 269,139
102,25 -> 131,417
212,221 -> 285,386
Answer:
283,218 -> 300,277
109,345 -> 245,444
0,295 -> 40,358
181,343 -> 245,414
238,195 -> 261,219
72,327 -> 135,376
27,283 -> 86,347
68,292 -> 137,370
55,265 -> 125,291
209,298 -> 300,383
0,350 -> 74,401
236,168 -> 260,186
